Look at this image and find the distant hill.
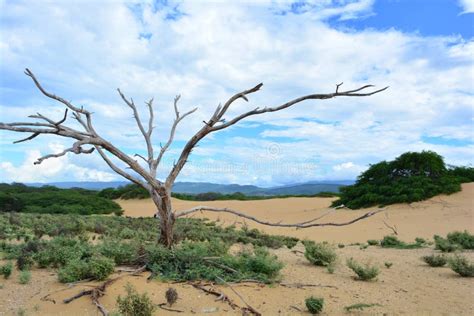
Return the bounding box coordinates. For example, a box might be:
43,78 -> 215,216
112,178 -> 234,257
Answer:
27,180 -> 353,195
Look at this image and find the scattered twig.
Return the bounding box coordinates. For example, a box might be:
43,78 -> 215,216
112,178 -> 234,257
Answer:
290,305 -> 303,312
279,282 -> 338,289
216,276 -> 261,316
157,303 -> 184,313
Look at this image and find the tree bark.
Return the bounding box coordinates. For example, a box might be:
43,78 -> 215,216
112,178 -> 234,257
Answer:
151,187 -> 175,248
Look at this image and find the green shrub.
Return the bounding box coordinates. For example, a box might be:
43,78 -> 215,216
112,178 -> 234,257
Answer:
58,259 -> 88,283
332,151 -> 471,209
97,239 -> 138,265
58,256 -> 115,283
446,231 -> 474,250
146,241 -> 283,283
304,241 -> 337,267
422,254 -> 448,267
0,262 -> 13,279
448,255 -> 474,277
16,253 -> 34,271
346,258 -> 379,281
434,235 -> 462,252
116,283 -> 156,316
367,239 -> 379,246
380,235 -> 424,249
18,270 -> 31,284
305,296 -> 324,314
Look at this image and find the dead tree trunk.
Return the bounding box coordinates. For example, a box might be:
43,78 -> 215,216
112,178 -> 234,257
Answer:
0,70 -> 388,247
151,187 -> 175,247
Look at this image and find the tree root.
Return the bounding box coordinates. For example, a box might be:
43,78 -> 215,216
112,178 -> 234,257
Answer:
62,265 -> 146,316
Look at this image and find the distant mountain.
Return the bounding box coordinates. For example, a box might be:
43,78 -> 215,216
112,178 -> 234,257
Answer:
28,181 -> 128,190
26,180 -> 352,195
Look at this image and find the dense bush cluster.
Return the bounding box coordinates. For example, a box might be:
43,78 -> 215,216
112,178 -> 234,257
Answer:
0,213 -> 291,283
0,183 -> 122,215
332,151 -> 473,209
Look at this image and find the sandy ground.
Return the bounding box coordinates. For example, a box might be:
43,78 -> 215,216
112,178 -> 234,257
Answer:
0,183 -> 473,315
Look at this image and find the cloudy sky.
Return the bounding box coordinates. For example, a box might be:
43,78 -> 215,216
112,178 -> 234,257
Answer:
0,0 -> 473,186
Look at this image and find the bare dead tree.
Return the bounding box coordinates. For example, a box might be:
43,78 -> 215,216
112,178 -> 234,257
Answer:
0,69 -> 388,247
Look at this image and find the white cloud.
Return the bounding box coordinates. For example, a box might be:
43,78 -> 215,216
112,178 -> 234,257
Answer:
458,0 -> 474,14
0,0 -> 472,185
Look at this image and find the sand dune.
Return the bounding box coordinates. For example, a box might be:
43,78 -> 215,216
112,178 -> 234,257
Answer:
118,183 -> 474,243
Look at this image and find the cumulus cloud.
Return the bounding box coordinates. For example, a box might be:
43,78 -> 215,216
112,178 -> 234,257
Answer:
0,0 -> 472,185
458,0 -> 474,14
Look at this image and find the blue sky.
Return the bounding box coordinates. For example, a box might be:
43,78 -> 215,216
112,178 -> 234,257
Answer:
0,0 -> 473,186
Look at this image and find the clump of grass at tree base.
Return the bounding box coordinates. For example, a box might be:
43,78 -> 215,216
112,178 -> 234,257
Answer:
380,235 -> 426,249
146,240 -> 283,283
116,283 -> 156,316
303,240 -> 337,267
422,254 -> 448,267
448,255 -> 474,277
346,258 -> 379,281
0,262 -> 13,279
305,296 -> 324,314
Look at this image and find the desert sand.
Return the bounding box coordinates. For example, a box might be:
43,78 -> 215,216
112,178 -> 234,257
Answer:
1,183 -> 473,315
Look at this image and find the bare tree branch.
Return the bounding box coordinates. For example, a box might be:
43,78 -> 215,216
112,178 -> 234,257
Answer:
153,95 -> 197,178
118,89 -> 155,166
166,83 -> 388,186
175,206 -> 386,228
34,140 -> 95,165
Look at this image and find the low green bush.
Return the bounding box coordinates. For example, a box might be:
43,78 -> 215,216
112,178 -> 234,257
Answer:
58,256 -> 115,283
346,258 -> 379,281
146,241 -> 283,283
422,254 -> 448,267
380,235 -> 425,249
446,231 -> 474,250
18,270 -> 31,284
305,296 -> 324,314
434,235 -> 462,252
0,262 -> 13,279
367,239 -> 379,246
304,241 -> 337,267
448,255 -> 474,277
116,283 -> 156,316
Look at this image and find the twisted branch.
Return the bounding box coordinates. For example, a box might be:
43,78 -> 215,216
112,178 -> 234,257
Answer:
176,206 -> 386,228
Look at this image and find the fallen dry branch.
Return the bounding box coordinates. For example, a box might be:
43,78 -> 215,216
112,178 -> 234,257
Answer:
216,276 -> 261,316
62,265 -> 146,316
279,282 -> 338,289
176,206 -> 386,228
191,283 -> 261,316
